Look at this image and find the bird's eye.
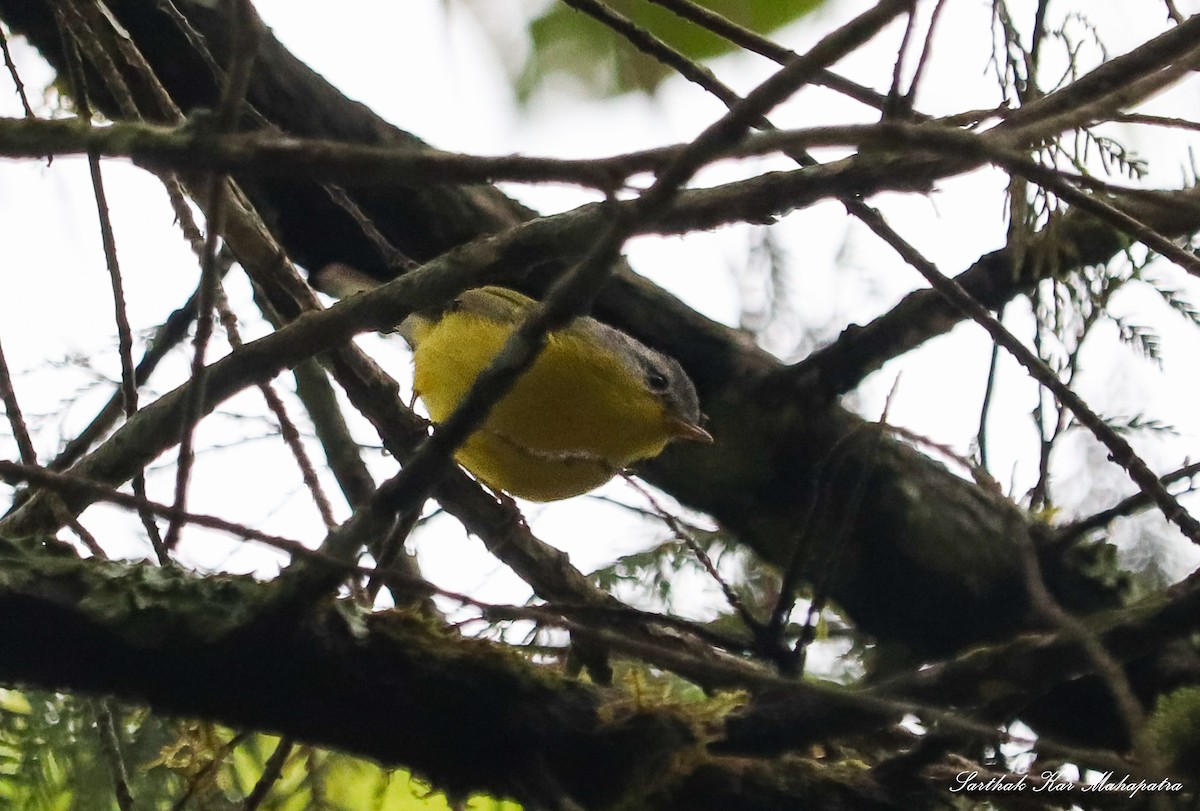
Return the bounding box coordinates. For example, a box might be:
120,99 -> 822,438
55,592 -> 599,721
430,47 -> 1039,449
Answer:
645,368 -> 670,392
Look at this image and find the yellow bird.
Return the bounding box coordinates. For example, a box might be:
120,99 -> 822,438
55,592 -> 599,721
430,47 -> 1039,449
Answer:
311,266 -> 712,501
399,286 -> 712,501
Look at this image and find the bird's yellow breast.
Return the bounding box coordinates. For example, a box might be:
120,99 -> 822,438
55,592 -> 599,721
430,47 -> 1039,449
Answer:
410,310 -> 675,500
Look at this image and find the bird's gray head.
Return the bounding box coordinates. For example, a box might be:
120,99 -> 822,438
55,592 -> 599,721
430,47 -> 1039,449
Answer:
616,334 -> 712,444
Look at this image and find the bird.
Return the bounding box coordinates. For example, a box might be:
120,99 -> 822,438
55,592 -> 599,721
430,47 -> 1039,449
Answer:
401,285 -> 712,501
311,266 -> 712,501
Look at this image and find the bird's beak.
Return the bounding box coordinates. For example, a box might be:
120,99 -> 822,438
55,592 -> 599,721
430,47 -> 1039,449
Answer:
667,416 -> 714,444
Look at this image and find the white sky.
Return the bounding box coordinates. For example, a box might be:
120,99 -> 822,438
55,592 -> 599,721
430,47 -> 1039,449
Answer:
2,0 -> 1200,621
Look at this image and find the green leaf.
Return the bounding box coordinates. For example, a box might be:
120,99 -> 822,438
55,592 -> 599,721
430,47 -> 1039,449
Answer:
0,688 -> 31,715
0,692 -> 522,809
517,0 -> 830,100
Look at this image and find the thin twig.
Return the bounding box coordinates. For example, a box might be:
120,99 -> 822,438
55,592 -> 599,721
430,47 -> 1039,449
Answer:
976,304 -> 1005,473
164,1 -> 260,550
287,358 -> 378,507
1162,0 -> 1184,25
1117,112 -> 1200,132
86,119 -> 165,560
214,283 -> 338,530
364,507 -> 420,601
886,4 -> 919,107
324,185 -> 418,274
623,475 -> 764,635
161,180 -> 224,552
61,514 -> 104,557
1030,286 -> 1052,510
903,0 -> 950,108
92,700 -> 137,811
241,737 -> 293,811
155,0 -> 225,83
886,423 -> 1000,494
1055,461 -> 1200,546
0,460 -> 312,554
169,731 -> 251,811
1028,0 -> 1051,73
644,0 -> 928,118
0,336 -> 36,464
47,290 -> 204,473
0,22 -> 33,117
559,0 -> 743,109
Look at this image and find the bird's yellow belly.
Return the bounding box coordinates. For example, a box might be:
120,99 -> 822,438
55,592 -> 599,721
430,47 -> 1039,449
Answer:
454,431 -> 616,501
